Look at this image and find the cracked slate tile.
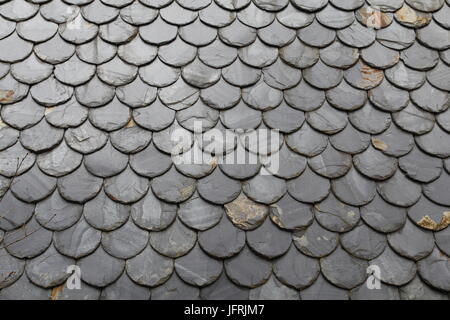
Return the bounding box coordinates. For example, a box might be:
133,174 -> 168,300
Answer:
35,190 -> 82,231
0,191 -> 35,231
314,193 -> 360,233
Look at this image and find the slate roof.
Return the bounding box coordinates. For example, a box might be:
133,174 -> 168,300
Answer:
0,0 -> 450,301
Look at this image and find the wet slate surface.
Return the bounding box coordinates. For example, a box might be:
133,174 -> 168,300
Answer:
0,0 -> 450,300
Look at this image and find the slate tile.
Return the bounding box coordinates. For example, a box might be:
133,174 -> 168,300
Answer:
102,218 -> 149,259
320,246 -> 368,289
25,244 -> 74,288
17,12 -> 58,43
329,122 -> 370,154
99,16 -> 137,44
293,220 -> 339,258
11,53 -> 53,85
341,224 -> 386,260
120,0 -> 158,26
416,124 -> 450,158
331,167 -> 377,206
3,216 -> 52,259
288,166 -> 331,203
84,189 -> 130,231
423,171 -> 450,206
150,218 -> 197,258
20,118 -> 64,153
399,146 -> 443,183
367,0 -> 404,12
78,246 -> 125,287
179,192 -> 224,231
337,20 -> 376,49
417,247 -> 450,291
370,246 -> 417,286
388,219 -> 435,261
101,273 -> 150,300
224,246 -> 272,288
199,1 -> 236,27
0,190 -> 35,231
0,274 -> 49,300
179,19 -> 217,46
76,37 -> 117,65
53,217 -> 101,258
300,275 -> 349,300
361,194 -> 407,233
277,3 -> 314,28
350,283 -> 400,300
372,122 -> 414,157
175,243 -> 223,286
280,38 -> 318,69
50,282 -> 101,300
0,0 -> 38,22
298,19 -> 336,48
200,272 -> 249,300
395,3 -> 432,28
427,60 -> 450,91
316,4 -> 355,29
57,165 -> 101,205
35,190 -> 82,231
82,0 -> 119,24
10,164 -> 56,203
54,54 -> 96,86
249,275 -> 299,300
151,273 -> 200,300
401,42 -> 440,71
40,0 -> 80,24
400,276 -> 449,300
0,73 -> 29,105
354,145 -> 397,181
247,217 -> 291,258
0,141 -> 36,177
198,212 -> 246,258
34,34 -> 76,65
0,247 -> 25,289
326,80 -> 366,112
58,13 -> 99,45
408,196 -> 450,231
